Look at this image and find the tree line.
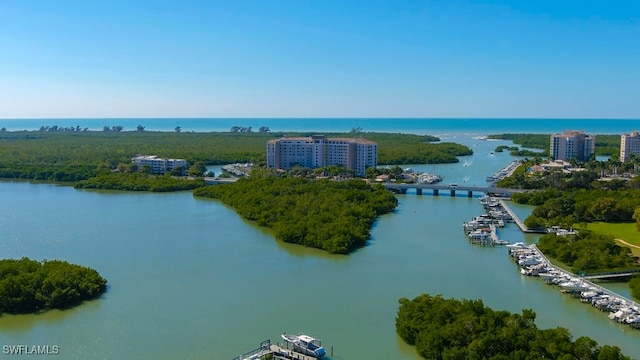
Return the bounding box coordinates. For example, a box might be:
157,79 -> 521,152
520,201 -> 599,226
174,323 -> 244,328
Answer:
511,188 -> 640,230
0,130 -> 472,183
0,258 -> 107,314
193,173 -> 398,254
396,293 -> 631,359
74,172 -> 205,192
537,232 -> 638,274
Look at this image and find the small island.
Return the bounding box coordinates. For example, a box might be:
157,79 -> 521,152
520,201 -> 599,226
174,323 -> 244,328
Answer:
194,172 -> 398,254
0,258 -> 107,314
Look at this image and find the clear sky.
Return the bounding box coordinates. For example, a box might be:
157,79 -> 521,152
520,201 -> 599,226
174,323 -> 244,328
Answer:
1,0 -> 639,118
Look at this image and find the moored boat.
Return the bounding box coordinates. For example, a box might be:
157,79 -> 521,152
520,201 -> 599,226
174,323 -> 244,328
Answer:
281,333 -> 326,358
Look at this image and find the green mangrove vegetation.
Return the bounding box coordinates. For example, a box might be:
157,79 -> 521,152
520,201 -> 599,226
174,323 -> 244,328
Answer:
0,130 -> 472,182
536,232 -> 638,273
0,258 -> 107,314
193,174 -> 398,254
630,276 -> 640,301
396,294 -> 631,360
74,172 -> 205,192
512,188 -> 640,229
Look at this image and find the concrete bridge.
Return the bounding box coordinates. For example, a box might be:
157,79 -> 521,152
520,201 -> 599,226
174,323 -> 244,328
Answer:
203,177 -> 526,199
381,183 -> 526,197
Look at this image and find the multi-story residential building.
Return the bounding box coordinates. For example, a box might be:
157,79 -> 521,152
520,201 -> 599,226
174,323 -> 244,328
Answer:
550,130 -> 595,162
131,155 -> 187,175
266,135 -> 377,177
620,131 -> 640,163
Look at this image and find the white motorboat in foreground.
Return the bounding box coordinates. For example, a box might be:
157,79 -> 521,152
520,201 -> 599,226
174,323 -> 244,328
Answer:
281,333 -> 326,358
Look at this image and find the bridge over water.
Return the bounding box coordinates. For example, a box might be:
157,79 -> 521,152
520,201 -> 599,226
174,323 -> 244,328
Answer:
203,177 -> 526,199
381,183 -> 526,197
582,269 -> 640,280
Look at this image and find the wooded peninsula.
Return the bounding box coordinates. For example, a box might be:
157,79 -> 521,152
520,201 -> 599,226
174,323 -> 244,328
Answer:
0,258 -> 107,314
396,293 -> 632,359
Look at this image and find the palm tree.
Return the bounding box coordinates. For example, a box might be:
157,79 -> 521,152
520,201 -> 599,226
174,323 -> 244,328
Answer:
629,153 -> 639,175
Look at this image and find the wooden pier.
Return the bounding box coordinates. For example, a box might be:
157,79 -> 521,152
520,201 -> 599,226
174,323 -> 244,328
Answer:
498,199 -> 546,233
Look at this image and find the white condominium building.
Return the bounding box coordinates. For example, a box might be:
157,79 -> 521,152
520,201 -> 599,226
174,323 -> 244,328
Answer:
550,130 -> 595,162
131,155 -> 187,175
266,135 -> 377,177
620,131 -> 640,163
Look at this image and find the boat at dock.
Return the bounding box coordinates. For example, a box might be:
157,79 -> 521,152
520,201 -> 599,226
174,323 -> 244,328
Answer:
281,333 -> 326,358
416,172 -> 442,184
508,244 -> 640,330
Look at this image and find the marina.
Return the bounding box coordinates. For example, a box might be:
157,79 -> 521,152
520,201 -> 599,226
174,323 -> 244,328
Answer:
509,244 -> 640,330
462,195 -> 513,246
486,159 -> 523,185
1,129 -> 640,359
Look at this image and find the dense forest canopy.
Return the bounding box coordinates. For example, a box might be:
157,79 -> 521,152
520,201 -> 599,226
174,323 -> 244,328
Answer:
0,258 -> 107,314
396,293 -> 631,360
193,174 -> 398,254
537,232 -> 638,273
74,172 -> 205,192
0,130 -> 472,181
512,188 -> 640,229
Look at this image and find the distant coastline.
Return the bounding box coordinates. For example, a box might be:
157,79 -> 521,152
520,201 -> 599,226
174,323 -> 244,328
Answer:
0,118 -> 637,135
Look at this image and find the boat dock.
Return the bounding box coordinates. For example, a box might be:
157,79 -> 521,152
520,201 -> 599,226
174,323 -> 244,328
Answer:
498,199 -> 546,233
463,196 -> 512,246
486,159 -> 522,185
510,244 -> 640,329
233,340 -> 327,360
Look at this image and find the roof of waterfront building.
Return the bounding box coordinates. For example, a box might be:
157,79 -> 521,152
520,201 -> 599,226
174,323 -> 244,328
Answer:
268,135 -> 375,144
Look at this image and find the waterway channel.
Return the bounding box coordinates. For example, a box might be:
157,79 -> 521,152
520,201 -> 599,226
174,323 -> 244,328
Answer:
0,135 -> 638,359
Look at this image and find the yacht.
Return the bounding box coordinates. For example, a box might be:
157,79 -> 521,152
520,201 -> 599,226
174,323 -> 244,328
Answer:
281,333 -> 326,358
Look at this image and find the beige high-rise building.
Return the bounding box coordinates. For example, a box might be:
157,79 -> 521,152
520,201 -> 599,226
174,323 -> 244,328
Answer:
620,131 -> 640,162
266,135 -> 377,177
550,130 -> 595,162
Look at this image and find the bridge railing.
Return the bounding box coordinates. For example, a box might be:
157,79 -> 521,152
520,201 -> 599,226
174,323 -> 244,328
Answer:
582,269 -> 640,278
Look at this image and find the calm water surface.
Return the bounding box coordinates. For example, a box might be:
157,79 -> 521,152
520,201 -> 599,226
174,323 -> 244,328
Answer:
1,136 -> 639,359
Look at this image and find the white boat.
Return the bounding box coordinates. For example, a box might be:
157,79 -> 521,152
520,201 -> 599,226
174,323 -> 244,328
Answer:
467,230 -> 490,240
517,256 -> 543,267
558,280 -> 589,292
281,333 -> 326,358
417,173 -> 442,184
506,242 -> 528,249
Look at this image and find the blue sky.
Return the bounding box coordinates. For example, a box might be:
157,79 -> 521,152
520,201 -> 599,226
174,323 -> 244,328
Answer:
1,0 -> 639,118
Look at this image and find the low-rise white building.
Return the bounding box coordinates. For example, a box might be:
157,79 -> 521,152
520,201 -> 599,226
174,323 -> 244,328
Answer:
131,155 -> 187,175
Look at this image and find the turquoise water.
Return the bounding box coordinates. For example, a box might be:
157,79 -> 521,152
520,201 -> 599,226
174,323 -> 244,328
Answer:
0,126 -> 639,359
1,118 -> 638,134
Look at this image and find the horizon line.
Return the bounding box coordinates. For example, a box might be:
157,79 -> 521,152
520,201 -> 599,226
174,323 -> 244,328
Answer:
1,117 -> 639,120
